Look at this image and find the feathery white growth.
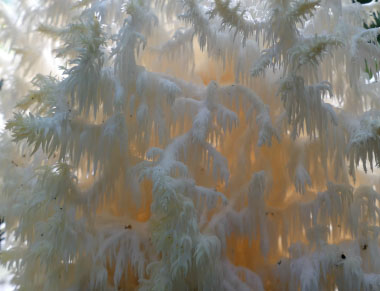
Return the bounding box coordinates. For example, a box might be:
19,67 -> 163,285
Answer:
345,110 -> 380,177
336,254 -> 363,291
194,185 -> 227,209
206,206 -> 243,251
98,67 -> 125,113
350,27 -> 380,85
61,17 -> 106,118
247,171 -> 270,255
287,0 -> 321,25
222,260 -> 264,291
96,227 -> 147,286
3,0 -> 380,290
352,186 -> 380,226
216,104 -> 238,134
294,164 -> 312,194
158,28 -> 195,57
180,0 -> 213,50
221,84 -> 278,146
251,46 -> 278,77
288,34 -> 344,72
191,107 -> 211,143
37,21 -> 93,57
136,103 -> 149,126
290,256 -> 319,291
363,273 -> 380,291
112,1 -> 157,92
16,74 -> 65,115
208,0 -> 259,43
278,74 -> 337,139
6,112 -> 70,157
194,234 -> 223,290
158,78 -> 182,105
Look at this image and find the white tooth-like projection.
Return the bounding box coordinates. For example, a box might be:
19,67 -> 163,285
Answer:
1,0 -> 380,290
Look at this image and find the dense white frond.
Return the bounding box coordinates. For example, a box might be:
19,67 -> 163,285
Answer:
3,0 -> 380,290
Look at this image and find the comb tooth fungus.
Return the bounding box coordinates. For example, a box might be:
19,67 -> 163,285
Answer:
2,0 -> 380,290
